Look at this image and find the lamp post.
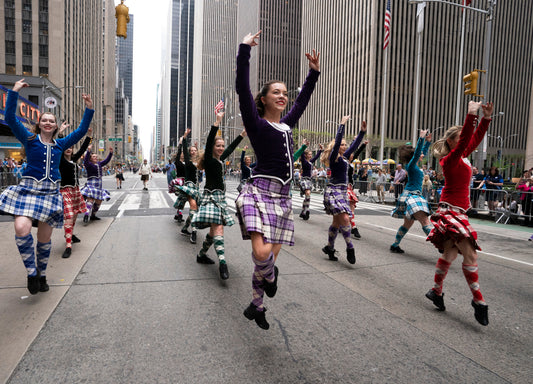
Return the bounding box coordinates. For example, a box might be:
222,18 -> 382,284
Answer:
487,132 -> 517,166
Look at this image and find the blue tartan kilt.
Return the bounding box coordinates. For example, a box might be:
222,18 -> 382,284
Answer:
323,184 -> 351,216
80,178 -> 111,201
192,189 -> 235,229
0,178 -> 64,228
391,190 -> 430,219
176,181 -> 199,202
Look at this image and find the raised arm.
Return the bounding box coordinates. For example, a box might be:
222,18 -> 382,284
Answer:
5,82 -> 32,144
344,121 -> 366,159
84,147 -> 92,167
353,141 -> 367,159
464,102 -> 493,157
443,101 -> 481,165
99,147 -> 113,167
407,134 -> 427,172
61,94 -> 95,149
330,122 -> 346,163
293,143 -> 308,162
240,148 -> 246,167
182,130 -> 190,164
72,130 -> 92,162
221,131 -> 245,161
236,35 -> 262,135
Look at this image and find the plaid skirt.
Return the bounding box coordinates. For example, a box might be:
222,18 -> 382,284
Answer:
80,178 -> 111,201
235,177 -> 294,246
323,184 -> 352,216
347,184 -> 358,205
299,177 -> 313,192
391,190 -> 430,219
60,186 -> 87,220
176,181 -> 199,202
427,204 -> 480,251
169,177 -> 184,193
0,178 -> 64,228
192,189 -> 235,229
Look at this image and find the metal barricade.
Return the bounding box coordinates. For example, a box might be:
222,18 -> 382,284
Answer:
0,172 -> 18,191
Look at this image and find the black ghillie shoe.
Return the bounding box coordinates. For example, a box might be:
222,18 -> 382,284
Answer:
196,254 -> 215,264
90,215 -> 101,221
351,227 -> 361,239
472,300 -> 489,326
346,248 -> 356,264
180,228 -> 191,236
71,235 -> 81,243
390,245 -> 405,254
177,213 -> 184,223
425,289 -> 446,311
243,303 -> 269,330
322,245 -> 338,261
83,215 -> 89,223
62,248 -> 72,259
190,231 -> 197,244
303,211 -> 310,220
299,211 -> 305,219
219,263 -> 229,280
39,276 -> 49,292
27,273 -> 40,295
264,266 -> 279,298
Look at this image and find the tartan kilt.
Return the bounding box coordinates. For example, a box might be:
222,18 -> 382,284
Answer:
427,204 -> 480,251
0,178 -> 64,228
323,184 -> 352,216
192,189 -> 235,229
176,181 -> 199,202
169,177 -> 185,193
60,186 -> 87,220
299,177 -> 313,192
347,184 -> 358,205
173,190 -> 189,209
391,190 -> 430,219
80,178 -> 111,201
235,177 -> 294,246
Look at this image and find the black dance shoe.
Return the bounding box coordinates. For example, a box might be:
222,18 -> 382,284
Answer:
90,215 -> 101,221
346,248 -> 356,264
322,245 -> 338,261
390,245 -> 405,254
196,254 -> 215,264
471,300 -> 489,326
351,227 -> 361,239
27,273 -> 40,295
180,228 -> 191,236
83,215 -> 89,223
243,303 -> 269,330
264,266 -> 279,298
39,276 -> 49,292
219,263 -> 229,280
425,289 -> 446,311
190,231 -> 197,244
303,211 -> 310,220
71,235 -> 81,243
62,248 -> 72,259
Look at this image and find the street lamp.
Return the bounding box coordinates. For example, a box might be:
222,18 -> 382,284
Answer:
487,133 -> 517,162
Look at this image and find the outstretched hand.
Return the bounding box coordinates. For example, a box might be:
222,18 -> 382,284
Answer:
243,31 -> 261,46
318,144 -> 324,150
215,111 -> 225,127
482,102 -> 494,118
360,120 -> 367,132
59,122 -> 70,133
305,49 -> 320,71
184,128 -> 191,138
340,115 -> 351,125
426,132 -> 432,142
13,79 -> 29,92
420,129 -> 428,139
303,139 -> 310,146
82,94 -> 93,109
467,101 -> 482,115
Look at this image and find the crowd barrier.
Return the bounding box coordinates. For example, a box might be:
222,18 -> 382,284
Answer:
0,172 -> 18,191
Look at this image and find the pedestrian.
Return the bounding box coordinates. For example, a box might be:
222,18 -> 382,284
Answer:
115,163 -> 125,189
422,174 -> 433,203
478,166 -> 503,215
139,159 -> 152,190
235,30 -> 320,330
425,101 -> 493,326
176,129 -> 200,244
298,139 -> 323,220
0,79 -> 93,294
392,164 -> 407,200
320,115 -> 359,264
470,166 -> 484,211
516,171 -> 532,227
192,112 -> 244,279
81,145 -> 113,223
58,126 -> 92,258
390,130 -> 433,254
375,167 -> 388,204
171,138 -> 187,222
165,158 -> 176,186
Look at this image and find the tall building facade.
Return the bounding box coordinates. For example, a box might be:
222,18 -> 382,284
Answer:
299,0 -> 533,174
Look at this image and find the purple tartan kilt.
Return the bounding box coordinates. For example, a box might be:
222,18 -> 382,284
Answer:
323,184 -> 351,216
391,190 -> 430,219
235,177 -> 294,246
0,178 -> 64,228
80,178 -> 111,201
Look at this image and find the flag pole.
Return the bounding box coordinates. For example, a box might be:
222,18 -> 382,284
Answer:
455,3 -> 467,125
379,47 -> 389,168
412,2 -> 425,146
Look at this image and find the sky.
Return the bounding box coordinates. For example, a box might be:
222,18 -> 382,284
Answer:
114,0 -> 170,159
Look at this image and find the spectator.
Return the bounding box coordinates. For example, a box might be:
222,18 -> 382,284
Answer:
392,164 -> 407,201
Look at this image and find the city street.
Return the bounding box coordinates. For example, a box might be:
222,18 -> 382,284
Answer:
1,173 -> 532,383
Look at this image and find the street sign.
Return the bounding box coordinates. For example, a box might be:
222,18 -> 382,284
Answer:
108,137 -> 123,141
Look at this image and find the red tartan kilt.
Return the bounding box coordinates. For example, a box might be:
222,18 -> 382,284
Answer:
60,186 -> 88,220
427,205 -> 480,252
347,184 -> 358,205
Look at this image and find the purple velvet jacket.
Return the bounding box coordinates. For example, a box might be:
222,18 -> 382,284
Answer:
236,44 -> 320,185
84,150 -> 113,179
328,126 -> 365,185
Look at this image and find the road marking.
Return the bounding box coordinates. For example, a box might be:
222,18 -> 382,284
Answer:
150,191 -> 170,208
365,222 -> 533,267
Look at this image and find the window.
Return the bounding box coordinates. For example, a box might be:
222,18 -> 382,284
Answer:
23,65 -> 33,75
22,20 -> 32,33
23,43 -> 32,56
5,64 -> 16,75
39,44 -> 48,58
5,41 -> 15,54
39,67 -> 48,76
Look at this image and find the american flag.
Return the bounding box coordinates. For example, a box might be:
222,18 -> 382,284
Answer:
383,0 -> 392,50
214,98 -> 224,114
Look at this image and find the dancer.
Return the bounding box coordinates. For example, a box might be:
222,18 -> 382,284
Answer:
171,138 -> 187,222
425,101 -> 493,326
238,145 -> 254,193
177,128 -> 200,244
235,30 -> 320,330
348,137 -> 368,238
59,127 -> 92,258
139,159 -> 151,190
0,79 -> 93,294
390,130 -> 433,254
298,141 -> 323,220
80,145 -> 113,223
193,112 -> 244,279
115,163 -> 124,189
320,116 -> 360,264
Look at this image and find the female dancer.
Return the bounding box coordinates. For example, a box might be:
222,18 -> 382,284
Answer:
298,142 -> 323,220
0,79 -> 93,294
390,130 -> 432,254
115,163 -> 125,189
171,138 -> 187,222
81,145 -> 113,223
320,116 -> 360,264
237,145 -> 254,193
59,127 -> 92,258
235,30 -> 320,330
193,112 -> 244,279
426,101 -> 493,326
177,129 -> 200,244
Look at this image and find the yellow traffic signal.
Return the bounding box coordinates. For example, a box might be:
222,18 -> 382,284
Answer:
128,135 -> 132,143
463,71 -> 479,95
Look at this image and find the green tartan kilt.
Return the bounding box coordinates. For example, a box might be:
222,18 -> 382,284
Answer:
192,189 -> 235,229
176,181 -> 199,202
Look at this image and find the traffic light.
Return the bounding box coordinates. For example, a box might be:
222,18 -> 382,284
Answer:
128,135 -> 132,143
463,71 -> 479,95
